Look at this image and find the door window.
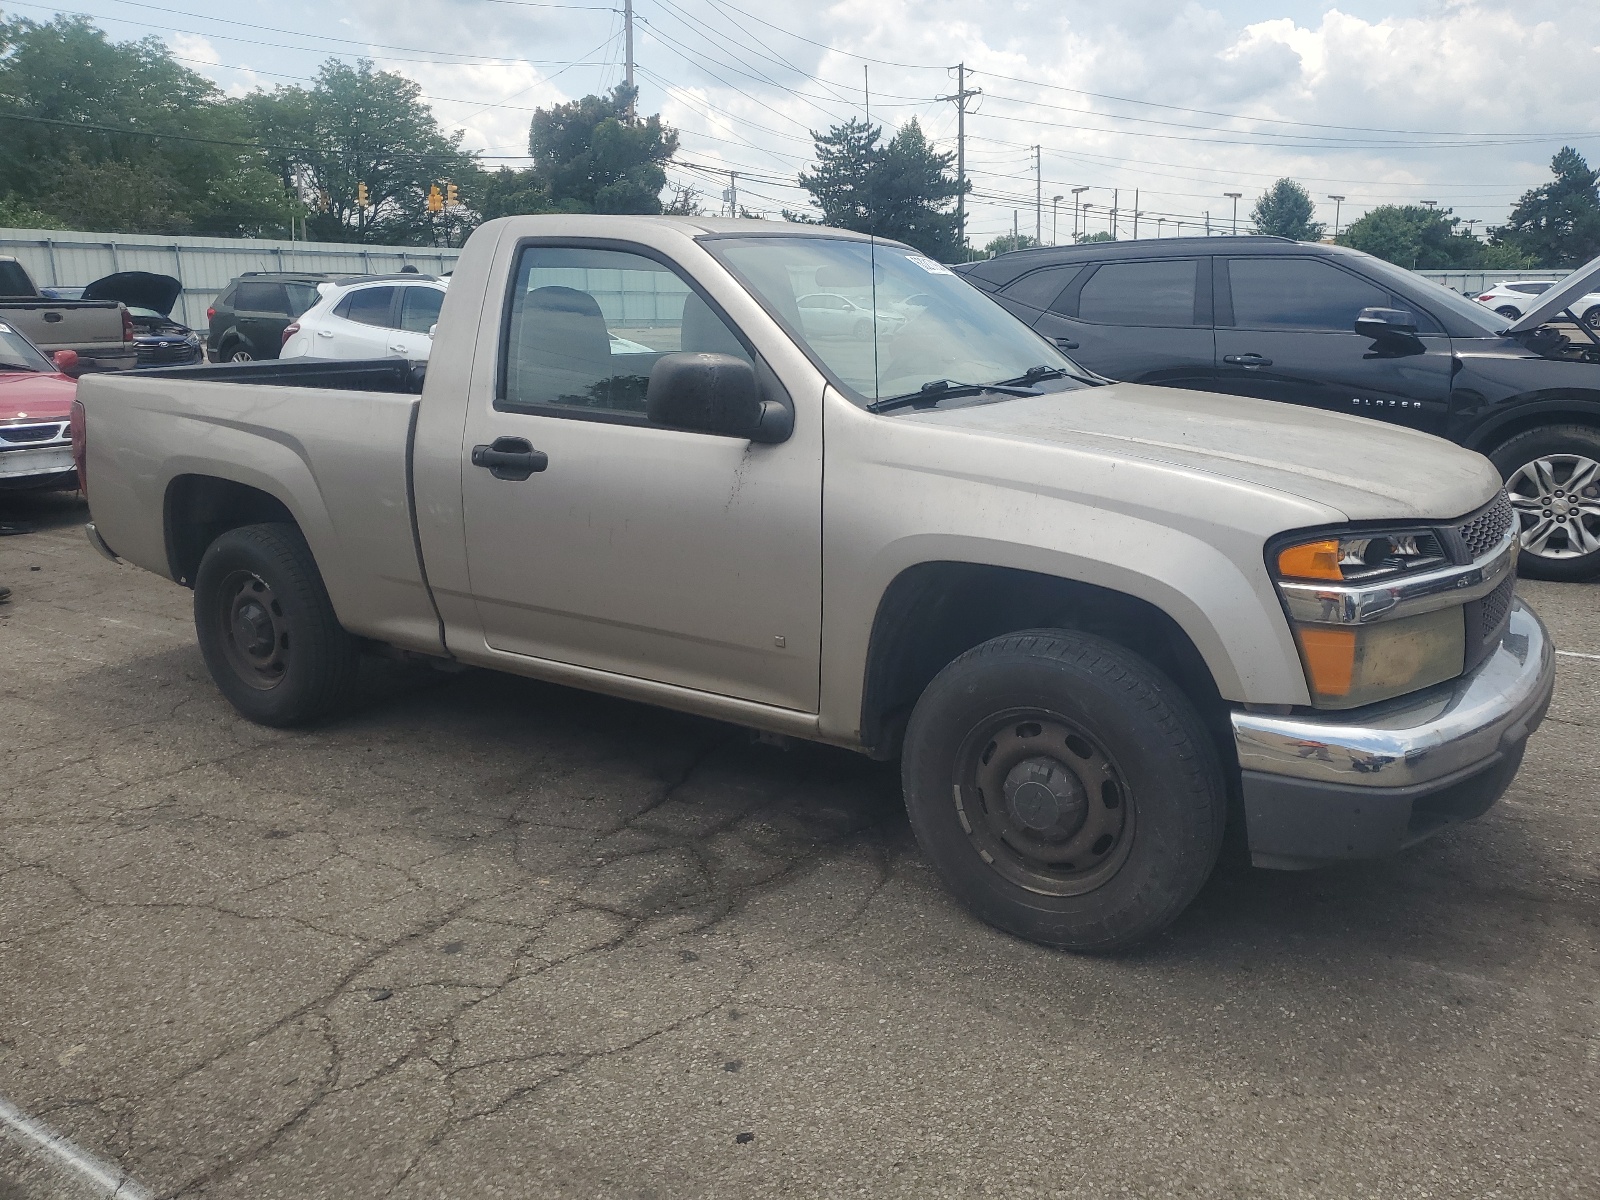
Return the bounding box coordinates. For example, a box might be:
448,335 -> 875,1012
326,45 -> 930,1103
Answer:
1076,260 -> 1199,326
337,286 -> 397,328
284,283 -> 322,316
499,245 -> 749,416
399,286 -> 445,333
1002,265 -> 1081,311
232,281 -> 286,314
1227,258 -> 1389,331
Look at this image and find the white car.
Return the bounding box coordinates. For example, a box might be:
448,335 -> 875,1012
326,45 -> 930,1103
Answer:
795,292 -> 905,339
1476,279 -> 1600,327
281,276 -> 448,361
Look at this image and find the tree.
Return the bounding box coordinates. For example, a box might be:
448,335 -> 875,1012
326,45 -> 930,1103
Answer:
798,117 -> 966,259
251,59 -> 477,244
0,15 -> 291,235
1492,147 -> 1600,267
1338,205 -> 1530,270
1250,179 -> 1325,241
983,232 -> 1041,256
1078,231 -> 1115,244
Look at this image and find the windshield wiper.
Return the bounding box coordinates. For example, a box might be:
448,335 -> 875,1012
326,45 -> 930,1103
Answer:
994,364 -> 1103,387
868,378 -> 1038,414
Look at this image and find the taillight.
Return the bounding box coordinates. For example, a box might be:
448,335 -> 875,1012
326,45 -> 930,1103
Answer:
206,306 -> 216,321
1477,294 -> 1494,302
70,397 -> 87,495
281,322 -> 300,347
121,306 -> 133,342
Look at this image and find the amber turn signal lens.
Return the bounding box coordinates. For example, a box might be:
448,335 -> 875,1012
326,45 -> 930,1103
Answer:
1277,539 -> 1344,581
1295,627 -> 1356,697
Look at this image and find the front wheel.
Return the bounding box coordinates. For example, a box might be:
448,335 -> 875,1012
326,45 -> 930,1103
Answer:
1496,305 -> 1522,320
901,630 -> 1226,952
1489,425 -> 1600,581
193,523 -> 359,725
1583,306 -> 1600,331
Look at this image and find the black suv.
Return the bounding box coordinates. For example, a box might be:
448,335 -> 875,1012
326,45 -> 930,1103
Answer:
207,273 -> 333,362
957,237 -> 1600,580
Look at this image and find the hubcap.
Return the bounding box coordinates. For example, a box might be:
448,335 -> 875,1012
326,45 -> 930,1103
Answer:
954,711 -> 1134,897
216,571 -> 288,688
1508,454 -> 1600,560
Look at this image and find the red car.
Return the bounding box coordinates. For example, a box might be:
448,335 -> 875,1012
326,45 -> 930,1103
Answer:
0,320 -> 79,491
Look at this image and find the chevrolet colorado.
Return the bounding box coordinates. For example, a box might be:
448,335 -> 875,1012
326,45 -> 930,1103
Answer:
72,216 -> 1555,950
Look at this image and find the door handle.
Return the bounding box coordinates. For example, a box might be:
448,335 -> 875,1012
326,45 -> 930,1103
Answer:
1223,353 -> 1272,367
43,311 -> 63,323
315,329 -> 333,337
1054,337 -> 1080,350
471,436 -> 548,481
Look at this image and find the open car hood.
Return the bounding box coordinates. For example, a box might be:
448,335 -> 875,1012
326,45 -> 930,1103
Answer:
1506,253 -> 1600,333
82,271 -> 182,316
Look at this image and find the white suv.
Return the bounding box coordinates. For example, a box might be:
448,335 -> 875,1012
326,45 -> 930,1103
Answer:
1476,279 -> 1600,327
281,276 -> 448,361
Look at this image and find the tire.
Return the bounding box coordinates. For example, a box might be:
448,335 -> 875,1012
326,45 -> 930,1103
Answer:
853,317 -> 873,340
193,523 -> 359,726
1496,305 -> 1522,320
901,630 -> 1226,952
1488,425 -> 1600,581
1583,306 -> 1600,331
228,346 -> 255,362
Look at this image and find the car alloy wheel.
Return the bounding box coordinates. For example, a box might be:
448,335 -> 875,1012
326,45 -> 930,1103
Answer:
228,347 -> 254,362
1495,306 -> 1522,320
1506,454 -> 1600,561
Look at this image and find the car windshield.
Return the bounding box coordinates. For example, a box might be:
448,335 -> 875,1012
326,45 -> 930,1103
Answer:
1355,256 -> 1508,335
707,235 -> 1084,407
0,321 -> 53,372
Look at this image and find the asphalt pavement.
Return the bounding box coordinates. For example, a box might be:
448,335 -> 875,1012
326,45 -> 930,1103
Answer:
2,490 -> 1596,1199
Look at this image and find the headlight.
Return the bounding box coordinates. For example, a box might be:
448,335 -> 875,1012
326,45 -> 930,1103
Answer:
1273,527 -> 1465,710
1276,530 -> 1447,583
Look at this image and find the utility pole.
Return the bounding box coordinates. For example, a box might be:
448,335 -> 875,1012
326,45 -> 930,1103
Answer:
937,64 -> 981,255
1052,194 -> 1062,245
722,171 -> 739,217
1328,194 -> 1345,238
1205,210 -> 1211,236
1156,216 -> 1164,238
1071,186 -> 1088,243
624,0 -> 635,119
1132,190 -> 1139,239
1111,189 -> 1118,239
1034,146 -> 1042,245
1225,192 -> 1242,235
1013,209 -> 1019,242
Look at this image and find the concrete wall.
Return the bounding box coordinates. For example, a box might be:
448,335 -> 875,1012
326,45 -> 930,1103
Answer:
0,228 -> 461,328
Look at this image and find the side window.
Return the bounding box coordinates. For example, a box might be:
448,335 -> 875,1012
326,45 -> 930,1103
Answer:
1227,258 -> 1389,331
500,245 -> 750,417
399,286 -> 445,333
1002,265 -> 1081,311
1076,260 -> 1199,327
284,283 -> 322,317
232,281 -> 285,313
337,286 -> 397,327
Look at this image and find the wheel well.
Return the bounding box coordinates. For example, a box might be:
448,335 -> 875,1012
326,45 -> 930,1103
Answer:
860,562 -> 1232,765
1467,408 -> 1600,454
165,474 -> 296,587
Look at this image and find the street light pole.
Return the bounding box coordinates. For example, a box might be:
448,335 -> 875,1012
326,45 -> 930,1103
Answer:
624,0 -> 635,119
1052,194 -> 1062,245
1071,186 -> 1088,243
1035,146 -> 1042,245
1327,194 -> 1345,238
1225,192 -> 1242,235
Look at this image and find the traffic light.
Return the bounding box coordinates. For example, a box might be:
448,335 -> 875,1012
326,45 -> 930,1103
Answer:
427,185 -> 443,214
445,182 -> 459,208
356,182 -> 370,209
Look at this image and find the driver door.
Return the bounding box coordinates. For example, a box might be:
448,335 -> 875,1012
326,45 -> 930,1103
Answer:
458,243 -> 823,712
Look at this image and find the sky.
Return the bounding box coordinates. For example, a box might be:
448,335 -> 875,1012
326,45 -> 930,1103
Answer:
7,0 -> 1600,246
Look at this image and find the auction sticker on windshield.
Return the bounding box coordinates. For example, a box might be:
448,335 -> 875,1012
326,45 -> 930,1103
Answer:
904,255 -> 954,275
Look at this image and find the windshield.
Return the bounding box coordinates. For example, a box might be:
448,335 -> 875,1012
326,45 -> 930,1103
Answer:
0,322 -> 53,372
1355,256 -> 1508,335
707,235 -> 1082,406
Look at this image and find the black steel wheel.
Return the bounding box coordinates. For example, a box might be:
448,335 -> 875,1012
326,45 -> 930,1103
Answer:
193,523 -> 359,725
902,629 -> 1226,952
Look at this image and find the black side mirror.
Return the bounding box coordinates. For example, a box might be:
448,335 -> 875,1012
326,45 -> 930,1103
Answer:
646,352 -> 790,442
1354,307 -> 1419,338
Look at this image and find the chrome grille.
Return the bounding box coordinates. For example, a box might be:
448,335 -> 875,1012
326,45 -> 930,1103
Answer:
1458,492 -> 1514,560
0,421 -> 68,446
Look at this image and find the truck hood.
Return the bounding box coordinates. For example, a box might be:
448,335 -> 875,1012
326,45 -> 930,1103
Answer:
82,271 -> 182,317
905,382 -> 1502,522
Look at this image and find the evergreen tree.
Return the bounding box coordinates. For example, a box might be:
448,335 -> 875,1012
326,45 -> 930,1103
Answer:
1492,147 -> 1600,267
798,118 -> 966,259
1250,179 -> 1325,241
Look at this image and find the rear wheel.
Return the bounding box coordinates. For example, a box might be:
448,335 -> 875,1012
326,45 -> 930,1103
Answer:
193,523 -> 359,725
1583,305 -> 1600,331
901,630 -> 1226,952
1495,305 -> 1522,320
1489,424 -> 1600,581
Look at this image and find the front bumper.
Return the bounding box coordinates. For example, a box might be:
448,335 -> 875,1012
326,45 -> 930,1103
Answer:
1231,600 -> 1554,869
0,442 -> 75,488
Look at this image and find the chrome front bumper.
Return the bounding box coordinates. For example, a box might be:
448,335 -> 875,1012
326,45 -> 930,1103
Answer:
1231,600 -> 1554,868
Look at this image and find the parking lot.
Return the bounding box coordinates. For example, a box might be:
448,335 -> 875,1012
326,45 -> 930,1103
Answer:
2,489 -> 1596,1199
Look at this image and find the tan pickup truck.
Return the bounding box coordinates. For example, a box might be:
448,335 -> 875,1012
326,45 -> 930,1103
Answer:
72,216 -> 1555,950
0,255 -> 135,372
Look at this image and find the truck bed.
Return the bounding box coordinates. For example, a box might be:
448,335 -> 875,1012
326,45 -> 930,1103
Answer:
0,297 -> 132,369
